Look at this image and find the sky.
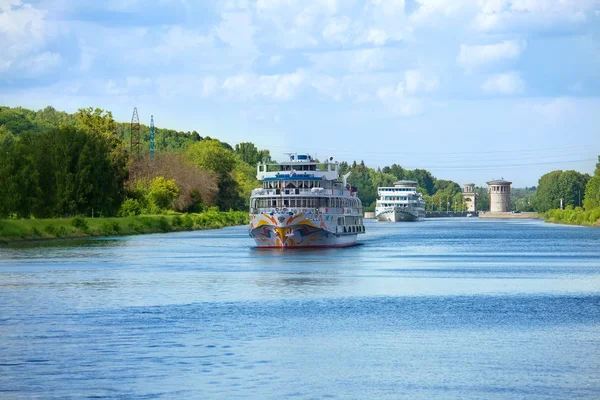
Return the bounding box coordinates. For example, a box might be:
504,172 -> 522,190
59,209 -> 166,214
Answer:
1,0 -> 600,187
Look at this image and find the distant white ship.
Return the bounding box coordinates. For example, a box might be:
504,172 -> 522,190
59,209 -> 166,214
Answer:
375,180 -> 426,222
249,153 -> 365,248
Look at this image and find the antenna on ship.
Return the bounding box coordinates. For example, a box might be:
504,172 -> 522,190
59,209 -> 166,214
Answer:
343,172 -> 351,186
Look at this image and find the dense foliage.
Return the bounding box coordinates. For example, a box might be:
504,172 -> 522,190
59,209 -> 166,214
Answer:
3,105 -> 597,226
0,106 -> 261,218
533,170 -> 590,213
0,126 -> 126,218
543,156 -> 600,226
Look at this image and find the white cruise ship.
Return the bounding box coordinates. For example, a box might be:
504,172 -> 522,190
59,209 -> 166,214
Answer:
249,154 -> 365,248
375,180 -> 426,222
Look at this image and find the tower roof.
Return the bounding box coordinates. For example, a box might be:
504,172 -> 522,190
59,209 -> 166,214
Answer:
486,179 -> 512,185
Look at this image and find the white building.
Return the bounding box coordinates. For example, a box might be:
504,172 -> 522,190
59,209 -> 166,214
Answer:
462,183 -> 478,212
487,179 -> 512,212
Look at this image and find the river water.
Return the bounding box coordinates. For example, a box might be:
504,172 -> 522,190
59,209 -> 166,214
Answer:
1,218 -> 599,399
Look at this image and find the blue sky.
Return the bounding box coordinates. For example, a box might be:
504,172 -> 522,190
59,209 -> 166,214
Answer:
1,0 -> 600,187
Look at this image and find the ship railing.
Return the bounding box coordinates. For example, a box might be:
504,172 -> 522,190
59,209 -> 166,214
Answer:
251,188 -> 353,197
251,207 -> 362,215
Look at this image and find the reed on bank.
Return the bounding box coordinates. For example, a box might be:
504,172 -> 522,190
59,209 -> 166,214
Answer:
0,210 -> 249,243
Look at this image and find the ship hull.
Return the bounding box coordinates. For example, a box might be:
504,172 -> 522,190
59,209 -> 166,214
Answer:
376,207 -> 425,222
249,211 -> 361,248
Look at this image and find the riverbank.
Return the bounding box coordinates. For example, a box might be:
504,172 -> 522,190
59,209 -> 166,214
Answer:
0,210 -> 249,244
479,211 -> 539,219
544,207 -> 600,227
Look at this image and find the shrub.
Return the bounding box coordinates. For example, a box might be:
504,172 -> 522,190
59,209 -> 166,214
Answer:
56,226 -> 68,237
44,224 -> 56,234
182,214 -> 193,229
140,217 -> 153,228
71,216 -> 88,231
589,208 -> 600,224
171,215 -> 182,227
31,227 -> 41,236
128,222 -> 143,233
118,198 -> 142,217
158,216 -> 170,232
147,177 -> 180,211
101,221 -> 121,235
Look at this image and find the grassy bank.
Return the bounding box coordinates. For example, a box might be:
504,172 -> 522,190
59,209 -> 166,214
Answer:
544,206 -> 600,227
0,210 -> 249,244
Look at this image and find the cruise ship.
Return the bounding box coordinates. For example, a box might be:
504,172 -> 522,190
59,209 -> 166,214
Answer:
249,154 -> 365,248
375,180 -> 426,222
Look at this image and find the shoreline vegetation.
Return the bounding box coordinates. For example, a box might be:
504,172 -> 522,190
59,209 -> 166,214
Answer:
1,106 -> 599,229
544,207 -> 600,227
0,210 -> 249,244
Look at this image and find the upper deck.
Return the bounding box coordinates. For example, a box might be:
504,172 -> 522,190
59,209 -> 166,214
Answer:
257,153 -> 340,182
377,180 -> 419,196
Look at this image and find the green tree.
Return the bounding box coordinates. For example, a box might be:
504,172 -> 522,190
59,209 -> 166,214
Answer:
0,133 -> 42,218
75,107 -> 118,139
147,177 -> 180,212
186,139 -> 237,175
583,156 -> 600,210
405,169 -> 436,195
33,126 -> 126,217
186,139 -> 243,210
382,164 -> 405,180
234,142 -> 271,165
533,170 -> 590,213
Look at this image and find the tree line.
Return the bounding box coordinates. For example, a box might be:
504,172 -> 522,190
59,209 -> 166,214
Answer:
0,106 -> 268,218
1,105 -> 598,222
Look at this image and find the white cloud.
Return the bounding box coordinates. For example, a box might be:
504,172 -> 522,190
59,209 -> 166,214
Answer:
377,82 -> 423,116
256,0 -> 342,49
153,25 -> 213,59
356,0 -> 412,45
307,48 -> 387,73
528,97 -> 576,121
214,11 -> 259,63
0,1 -> 61,77
222,70 -> 305,100
0,0 -> 21,12
310,74 -> 342,100
404,69 -> 438,94
481,71 -> 525,94
473,0 -> 597,32
457,40 -> 526,71
409,0 -> 473,24
356,28 -> 389,46
268,55 -> 282,66
105,80 -> 128,96
322,16 -> 351,44
376,69 -> 438,116
155,74 -> 218,99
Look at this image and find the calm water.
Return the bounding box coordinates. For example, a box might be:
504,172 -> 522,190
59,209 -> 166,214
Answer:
1,218 -> 599,399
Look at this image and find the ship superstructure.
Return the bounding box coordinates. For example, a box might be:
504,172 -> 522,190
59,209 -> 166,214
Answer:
249,154 -> 365,248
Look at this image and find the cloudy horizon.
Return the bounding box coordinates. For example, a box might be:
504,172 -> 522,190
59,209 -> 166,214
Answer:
1,0 -> 599,187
